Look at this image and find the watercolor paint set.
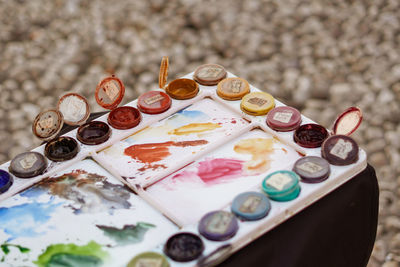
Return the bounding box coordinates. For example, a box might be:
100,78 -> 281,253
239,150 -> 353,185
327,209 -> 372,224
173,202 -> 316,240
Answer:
0,59 -> 367,266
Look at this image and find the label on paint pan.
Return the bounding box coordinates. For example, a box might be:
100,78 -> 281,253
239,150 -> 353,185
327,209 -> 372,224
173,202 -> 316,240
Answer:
330,139 -> 353,160
198,67 -> 222,78
297,161 -> 324,174
239,195 -> 261,213
19,154 -> 37,169
248,97 -> 267,107
38,117 -> 54,129
230,80 -> 242,93
273,111 -> 293,123
266,173 -> 292,191
144,94 -> 164,105
103,81 -> 119,101
136,258 -> 163,267
206,212 -> 232,234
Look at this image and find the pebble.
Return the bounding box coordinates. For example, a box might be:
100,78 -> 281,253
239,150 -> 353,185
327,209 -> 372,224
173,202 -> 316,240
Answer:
0,1 -> 399,265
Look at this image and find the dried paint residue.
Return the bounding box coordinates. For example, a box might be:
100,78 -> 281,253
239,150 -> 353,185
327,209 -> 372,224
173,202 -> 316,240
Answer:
168,123 -> 221,135
233,138 -> 275,174
96,222 -> 155,246
34,241 -> 108,267
124,140 -> 208,171
171,158 -> 245,186
0,202 -> 61,241
35,170 -> 132,214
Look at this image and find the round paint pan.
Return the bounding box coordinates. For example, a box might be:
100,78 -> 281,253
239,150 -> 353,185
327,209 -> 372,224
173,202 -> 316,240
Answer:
321,135 -> 359,166
45,136 -> 79,162
95,75 -> 142,130
9,152 -> 47,178
193,64 -> 227,86
57,93 -> 90,126
231,191 -> 271,221
0,170 -> 13,194
294,123 -> 329,148
127,252 -> 170,267
262,170 -> 301,202
293,156 -> 330,183
198,210 -> 239,241
164,232 -> 204,262
77,121 -> 111,145
32,109 -> 64,141
217,77 -> 250,100
107,106 -> 141,130
137,91 -> 171,114
240,92 -> 275,116
165,78 -> 199,100
266,106 -> 301,131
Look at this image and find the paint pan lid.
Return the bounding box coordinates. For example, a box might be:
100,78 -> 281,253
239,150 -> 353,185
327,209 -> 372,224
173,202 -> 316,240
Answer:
95,75 -> 125,110
57,93 -> 90,126
266,106 -> 301,131
294,123 -> 329,148
45,136 -> 79,162
262,170 -> 299,196
137,91 -> 172,114
0,170 -> 13,194
198,210 -> 239,241
193,64 -> 227,86
197,244 -> 233,267
164,232 -> 204,262
165,78 -> 199,100
77,121 -> 111,145
127,252 -> 170,267
240,92 -> 275,116
293,156 -> 330,183
107,106 -> 142,130
9,152 -> 47,178
321,135 -> 359,166
332,107 -> 363,136
159,56 -> 169,89
231,191 -> 271,221
32,109 -> 64,141
217,77 -> 250,100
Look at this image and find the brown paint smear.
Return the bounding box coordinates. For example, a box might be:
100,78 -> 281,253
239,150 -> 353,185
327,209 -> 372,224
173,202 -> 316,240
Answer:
233,138 -> 275,174
168,123 -> 221,135
124,140 -> 208,164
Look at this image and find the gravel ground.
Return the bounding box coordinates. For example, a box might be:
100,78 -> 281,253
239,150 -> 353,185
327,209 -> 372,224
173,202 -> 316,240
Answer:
0,0 -> 399,265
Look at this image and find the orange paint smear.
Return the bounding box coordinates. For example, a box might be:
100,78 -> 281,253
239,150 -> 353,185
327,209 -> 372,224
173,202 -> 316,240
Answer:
124,140 -> 208,164
168,123 -> 221,135
233,138 -> 275,174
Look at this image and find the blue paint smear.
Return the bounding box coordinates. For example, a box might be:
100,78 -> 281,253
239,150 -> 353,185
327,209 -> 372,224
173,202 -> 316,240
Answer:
20,187 -> 46,198
0,202 -> 61,241
176,109 -> 207,118
166,109 -> 210,128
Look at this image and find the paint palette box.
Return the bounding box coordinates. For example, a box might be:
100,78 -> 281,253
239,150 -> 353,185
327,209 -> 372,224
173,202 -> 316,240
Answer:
0,65 -> 367,267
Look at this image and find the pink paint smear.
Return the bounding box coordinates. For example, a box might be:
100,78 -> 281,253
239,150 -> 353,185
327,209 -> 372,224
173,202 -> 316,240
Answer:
170,158 -> 245,186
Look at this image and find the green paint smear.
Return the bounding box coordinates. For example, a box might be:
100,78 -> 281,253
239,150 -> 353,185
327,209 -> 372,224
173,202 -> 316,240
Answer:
34,241 -> 108,267
1,243 -> 30,255
96,222 -> 155,246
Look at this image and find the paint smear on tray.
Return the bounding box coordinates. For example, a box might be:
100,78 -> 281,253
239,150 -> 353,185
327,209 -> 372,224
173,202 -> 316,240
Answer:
166,137 -> 277,188
171,158 -> 245,186
169,123 -> 221,135
34,241 -> 108,267
0,202 -> 61,241
0,243 -> 30,262
125,109 -> 210,142
96,222 -> 155,246
233,138 -> 276,174
26,170 -> 132,214
124,140 -> 208,170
